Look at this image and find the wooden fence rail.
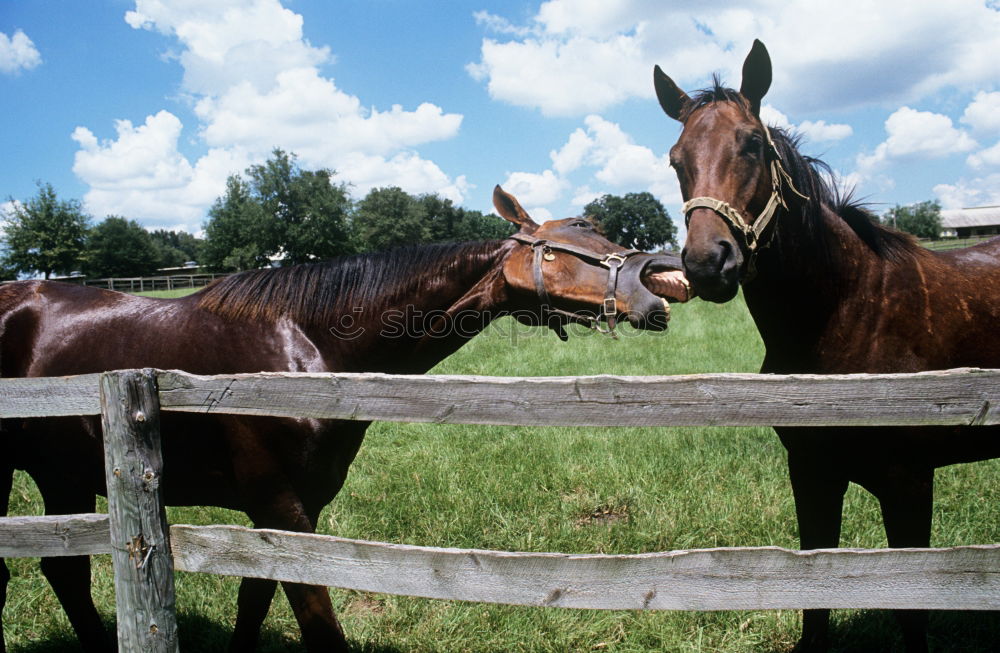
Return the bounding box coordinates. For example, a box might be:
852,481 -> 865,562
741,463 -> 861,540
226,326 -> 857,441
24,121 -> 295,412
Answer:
0,368 -> 998,651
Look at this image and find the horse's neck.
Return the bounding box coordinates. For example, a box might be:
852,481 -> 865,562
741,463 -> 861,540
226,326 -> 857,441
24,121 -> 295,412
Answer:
312,243 -> 510,374
744,205 -> 886,372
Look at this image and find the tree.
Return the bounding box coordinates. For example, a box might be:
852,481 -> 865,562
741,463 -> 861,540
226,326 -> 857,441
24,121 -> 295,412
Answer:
84,216 -> 160,278
281,168 -> 353,264
883,200 -> 942,239
353,186 -> 430,252
583,192 -> 678,251
202,175 -> 270,271
419,194 -> 514,243
1,182 -> 89,279
201,149 -> 353,270
150,229 -> 203,268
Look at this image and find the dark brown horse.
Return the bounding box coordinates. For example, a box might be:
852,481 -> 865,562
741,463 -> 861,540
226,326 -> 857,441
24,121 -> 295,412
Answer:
654,41 -> 1000,652
0,186 -> 684,652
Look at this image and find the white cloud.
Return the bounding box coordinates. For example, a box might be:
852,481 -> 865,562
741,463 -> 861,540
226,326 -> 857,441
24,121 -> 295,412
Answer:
857,107 -> 977,172
500,170 -> 569,210
510,115 -> 681,220
968,141 -> 1000,169
469,0 -> 1000,116
797,120 -> 853,143
760,105 -> 852,143
125,0 -> 331,94
194,68 -> 461,163
71,111 -> 251,229
0,29 -> 41,75
961,91 -> 1000,133
72,0 -> 465,231
934,173 -> 1000,209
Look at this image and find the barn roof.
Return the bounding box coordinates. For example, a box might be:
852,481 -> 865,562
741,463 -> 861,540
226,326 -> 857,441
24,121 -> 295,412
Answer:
940,206 -> 1000,228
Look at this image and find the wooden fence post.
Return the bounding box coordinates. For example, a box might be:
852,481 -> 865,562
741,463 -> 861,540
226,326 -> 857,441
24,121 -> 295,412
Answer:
100,369 -> 179,652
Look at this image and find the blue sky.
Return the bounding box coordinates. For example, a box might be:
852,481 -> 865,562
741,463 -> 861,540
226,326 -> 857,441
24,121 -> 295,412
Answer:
3,0 -> 1000,235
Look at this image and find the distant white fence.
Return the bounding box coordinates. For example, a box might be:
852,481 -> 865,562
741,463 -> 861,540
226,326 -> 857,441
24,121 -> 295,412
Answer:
82,273 -> 225,292
1,367 -> 999,652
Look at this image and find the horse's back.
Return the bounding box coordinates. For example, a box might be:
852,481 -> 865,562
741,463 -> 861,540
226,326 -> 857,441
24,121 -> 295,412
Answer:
1,280 -> 182,377
936,235 -> 1000,268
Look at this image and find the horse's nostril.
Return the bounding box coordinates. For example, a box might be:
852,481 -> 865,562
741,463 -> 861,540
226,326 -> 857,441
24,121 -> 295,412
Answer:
715,239 -> 734,275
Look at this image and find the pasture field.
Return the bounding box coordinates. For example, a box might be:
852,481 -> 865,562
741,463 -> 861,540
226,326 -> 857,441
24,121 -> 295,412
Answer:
5,294 -> 1000,652
132,287 -> 202,298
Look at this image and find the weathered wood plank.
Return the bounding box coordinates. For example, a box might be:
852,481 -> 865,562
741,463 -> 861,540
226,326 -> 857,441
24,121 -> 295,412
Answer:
170,524 -> 1000,611
0,513 -> 110,557
156,368 -> 1000,427
101,370 -> 179,652
0,373 -> 101,418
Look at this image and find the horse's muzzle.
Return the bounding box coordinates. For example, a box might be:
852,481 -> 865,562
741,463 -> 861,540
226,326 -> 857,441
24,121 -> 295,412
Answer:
620,254 -> 677,331
682,227 -> 742,303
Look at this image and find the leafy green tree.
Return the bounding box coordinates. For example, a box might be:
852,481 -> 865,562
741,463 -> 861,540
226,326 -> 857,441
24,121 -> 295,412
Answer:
353,186 -> 430,252
201,149 -> 353,270
202,175 -> 270,271
281,168 -> 353,264
419,194 -> 514,243
150,229 -> 203,268
1,182 -> 90,279
583,192 -> 678,251
883,200 -> 942,239
0,247 -> 20,281
84,216 -> 159,278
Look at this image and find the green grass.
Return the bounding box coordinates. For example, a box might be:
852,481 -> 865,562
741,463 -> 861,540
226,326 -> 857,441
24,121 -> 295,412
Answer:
132,286 -> 202,298
6,294 -> 999,652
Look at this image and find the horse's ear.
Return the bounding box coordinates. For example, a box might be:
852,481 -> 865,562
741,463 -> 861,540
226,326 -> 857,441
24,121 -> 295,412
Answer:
653,65 -> 690,121
493,185 -> 539,234
739,39 -> 771,116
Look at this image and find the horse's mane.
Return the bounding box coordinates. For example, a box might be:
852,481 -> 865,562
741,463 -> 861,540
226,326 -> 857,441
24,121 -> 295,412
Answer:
687,78 -> 918,263
195,240 -> 506,325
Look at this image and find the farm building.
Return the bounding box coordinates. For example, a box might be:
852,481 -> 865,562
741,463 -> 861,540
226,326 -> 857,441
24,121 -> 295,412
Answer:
939,205 -> 1000,238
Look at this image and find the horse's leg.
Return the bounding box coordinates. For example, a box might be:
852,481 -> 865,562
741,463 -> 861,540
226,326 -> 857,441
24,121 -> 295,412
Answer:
35,484 -> 113,653
784,440 -> 849,653
0,461 -> 13,653
231,495 -> 346,653
873,465 -> 934,653
227,577 -> 278,653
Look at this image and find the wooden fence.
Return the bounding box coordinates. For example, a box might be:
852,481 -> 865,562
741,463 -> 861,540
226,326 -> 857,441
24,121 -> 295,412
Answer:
81,273 -> 225,292
1,368 -> 999,652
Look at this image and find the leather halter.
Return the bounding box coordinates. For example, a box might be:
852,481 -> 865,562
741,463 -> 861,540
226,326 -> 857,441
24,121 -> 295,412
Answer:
681,124 -> 809,279
507,232 -> 665,340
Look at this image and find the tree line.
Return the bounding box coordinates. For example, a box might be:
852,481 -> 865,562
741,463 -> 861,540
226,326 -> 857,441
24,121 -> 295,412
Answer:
1,149 -> 683,281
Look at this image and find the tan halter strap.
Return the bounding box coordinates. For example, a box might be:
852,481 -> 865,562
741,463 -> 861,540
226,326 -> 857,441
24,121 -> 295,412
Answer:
681,124 -> 809,258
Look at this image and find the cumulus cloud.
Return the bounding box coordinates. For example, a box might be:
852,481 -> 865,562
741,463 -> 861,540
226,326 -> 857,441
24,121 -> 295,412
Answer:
500,170 -> 569,217
72,0 -> 465,231
469,0 -> 1000,116
501,115 -> 680,220
935,173 -> 1000,209
960,91 -> 1000,133
857,107 -> 977,173
0,29 -> 41,75
760,105 -> 852,143
967,141 -> 1000,170
72,112 -> 250,230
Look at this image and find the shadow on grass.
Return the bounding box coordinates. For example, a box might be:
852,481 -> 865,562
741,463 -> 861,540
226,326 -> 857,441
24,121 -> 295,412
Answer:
767,610 -> 1000,653
8,613 -> 407,653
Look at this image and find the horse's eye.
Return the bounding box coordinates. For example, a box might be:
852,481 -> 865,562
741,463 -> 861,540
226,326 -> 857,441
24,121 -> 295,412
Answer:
742,133 -> 764,158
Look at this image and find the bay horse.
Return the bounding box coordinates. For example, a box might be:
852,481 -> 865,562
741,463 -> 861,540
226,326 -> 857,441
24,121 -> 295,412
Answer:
0,186 -> 686,652
654,41 -> 1000,652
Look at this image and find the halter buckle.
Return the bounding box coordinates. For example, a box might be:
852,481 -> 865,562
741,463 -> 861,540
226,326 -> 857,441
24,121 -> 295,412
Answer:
601,253 -> 628,268
602,297 -> 617,317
